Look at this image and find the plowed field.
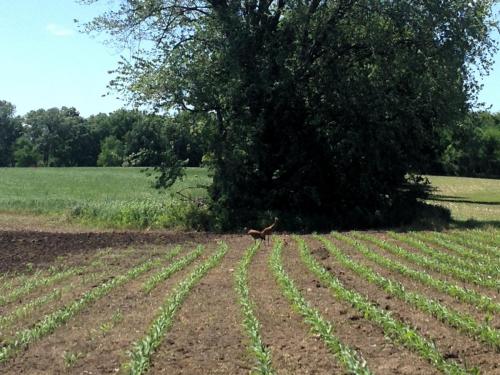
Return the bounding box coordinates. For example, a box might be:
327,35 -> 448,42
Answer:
0,228 -> 498,374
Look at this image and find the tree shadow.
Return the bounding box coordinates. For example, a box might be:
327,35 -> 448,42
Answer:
428,195 -> 500,206
396,202 -> 500,232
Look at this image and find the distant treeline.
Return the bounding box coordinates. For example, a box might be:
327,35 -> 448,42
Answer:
0,99 -> 499,178
0,100 -> 207,168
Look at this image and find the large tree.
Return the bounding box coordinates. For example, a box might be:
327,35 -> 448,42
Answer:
82,0 -> 498,229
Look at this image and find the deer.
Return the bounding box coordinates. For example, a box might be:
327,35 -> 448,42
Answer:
247,217 -> 278,244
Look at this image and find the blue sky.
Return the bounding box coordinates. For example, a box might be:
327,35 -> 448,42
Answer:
0,1 -> 499,118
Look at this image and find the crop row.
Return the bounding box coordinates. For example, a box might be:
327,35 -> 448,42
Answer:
411,232 -> 499,274
0,245 -> 189,363
235,242 -> 275,375
295,237 -> 472,375
389,233 -> 498,285
269,238 -> 372,375
342,233 -> 499,314
126,242 -> 228,374
360,233 -> 498,289
0,267 -> 82,307
322,234 -> 499,350
447,231 -> 500,259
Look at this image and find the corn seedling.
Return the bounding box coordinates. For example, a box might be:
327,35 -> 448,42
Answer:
410,232 -> 499,276
320,235 -> 500,350
63,351 -> 83,368
270,238 -> 372,375
235,242 -> 275,375
126,242 -> 229,375
347,232 -> 499,314
142,245 -> 203,294
389,233 -> 499,289
0,254 -> 160,363
0,288 -> 64,331
362,233 -> 498,289
446,231 -> 500,259
296,237 -> 474,375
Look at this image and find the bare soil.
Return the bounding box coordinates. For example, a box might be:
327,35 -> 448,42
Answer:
0,227 -> 498,374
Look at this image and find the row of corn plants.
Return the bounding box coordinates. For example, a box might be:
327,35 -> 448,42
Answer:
269,238 -> 372,375
142,245 -> 203,294
295,237 -> 474,375
235,242 -> 275,375
0,267 -> 82,307
0,246 -> 126,308
390,233 -> 497,282
343,233 -> 499,314
458,230 -> 499,249
320,235 -> 499,350
432,231 -> 499,262
411,232 -> 499,273
360,233 -> 498,289
0,247 -> 162,330
447,231 -> 500,259
0,245 -> 185,363
0,288 -> 64,331
126,241 -> 229,375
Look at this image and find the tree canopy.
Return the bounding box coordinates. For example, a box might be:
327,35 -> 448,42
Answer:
80,0 -> 498,229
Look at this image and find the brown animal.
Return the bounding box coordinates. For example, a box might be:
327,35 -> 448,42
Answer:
247,217 -> 279,244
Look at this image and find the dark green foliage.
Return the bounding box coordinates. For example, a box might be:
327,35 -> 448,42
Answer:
13,136 -> 41,167
437,111 -> 500,178
0,101 -> 22,167
97,136 -> 125,166
80,0 -> 497,230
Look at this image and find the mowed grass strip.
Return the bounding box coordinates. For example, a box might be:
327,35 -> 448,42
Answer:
0,245 -> 182,363
142,245 -> 203,294
410,232 -> 499,274
296,237 -> 473,375
348,232 -> 499,314
126,241 -> 228,375
323,234 -> 499,350
390,233 -> 498,286
365,233 -> 498,289
270,238 -> 372,375
235,242 -> 275,375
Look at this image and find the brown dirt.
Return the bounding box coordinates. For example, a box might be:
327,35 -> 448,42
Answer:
0,227 -> 498,374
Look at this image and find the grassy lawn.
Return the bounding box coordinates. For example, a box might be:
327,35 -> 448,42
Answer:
427,175 -> 500,223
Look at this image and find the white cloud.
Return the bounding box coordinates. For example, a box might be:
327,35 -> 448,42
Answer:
46,23 -> 74,37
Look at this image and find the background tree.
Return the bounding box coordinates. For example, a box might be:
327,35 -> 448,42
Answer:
22,107 -> 89,166
81,0 -> 498,229
0,100 -> 22,167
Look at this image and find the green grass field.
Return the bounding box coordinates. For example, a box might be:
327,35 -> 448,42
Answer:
0,167 -> 210,229
0,168 -> 498,229
427,175 -> 500,223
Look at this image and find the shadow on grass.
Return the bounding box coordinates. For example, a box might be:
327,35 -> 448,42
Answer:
428,195 -> 500,206
398,202 -> 500,232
